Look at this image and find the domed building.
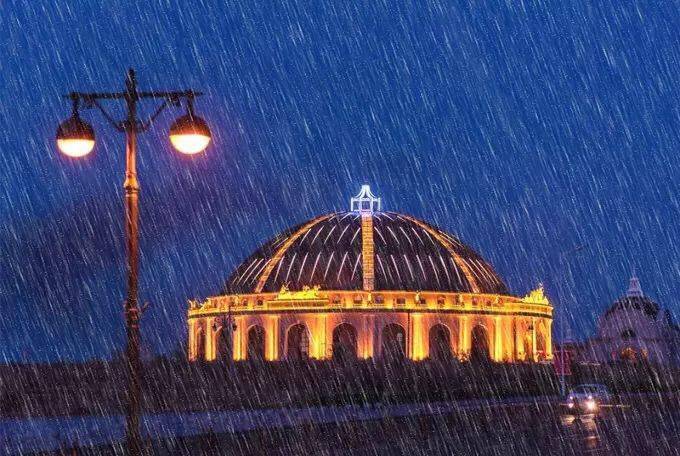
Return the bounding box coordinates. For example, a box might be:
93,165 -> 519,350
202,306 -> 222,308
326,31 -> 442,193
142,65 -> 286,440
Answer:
188,186 -> 553,363
581,276 -> 680,365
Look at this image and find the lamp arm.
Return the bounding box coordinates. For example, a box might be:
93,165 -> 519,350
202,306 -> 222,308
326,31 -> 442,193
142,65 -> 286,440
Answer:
89,98 -> 125,132
139,99 -> 172,132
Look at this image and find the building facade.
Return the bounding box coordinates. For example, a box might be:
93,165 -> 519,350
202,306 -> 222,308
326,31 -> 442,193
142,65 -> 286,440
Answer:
188,186 -> 553,363
579,276 -> 680,366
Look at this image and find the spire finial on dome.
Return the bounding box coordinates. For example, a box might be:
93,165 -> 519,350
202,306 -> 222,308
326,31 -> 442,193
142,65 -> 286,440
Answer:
627,274 -> 643,298
351,185 -> 381,213
564,323 -> 575,343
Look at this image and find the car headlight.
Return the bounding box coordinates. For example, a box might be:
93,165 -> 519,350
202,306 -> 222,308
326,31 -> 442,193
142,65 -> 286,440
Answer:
585,400 -> 597,411
567,402 -> 574,409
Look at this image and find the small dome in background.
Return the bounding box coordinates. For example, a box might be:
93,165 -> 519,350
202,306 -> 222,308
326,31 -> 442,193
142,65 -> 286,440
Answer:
604,276 -> 660,319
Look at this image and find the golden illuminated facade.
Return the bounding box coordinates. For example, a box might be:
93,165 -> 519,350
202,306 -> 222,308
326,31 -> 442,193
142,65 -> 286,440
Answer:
188,186 -> 553,363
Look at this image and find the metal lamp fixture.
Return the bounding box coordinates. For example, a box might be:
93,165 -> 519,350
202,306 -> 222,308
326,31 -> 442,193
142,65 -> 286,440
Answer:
56,73 -> 211,159
169,99 -> 212,155
55,69 -> 211,456
56,99 -> 96,157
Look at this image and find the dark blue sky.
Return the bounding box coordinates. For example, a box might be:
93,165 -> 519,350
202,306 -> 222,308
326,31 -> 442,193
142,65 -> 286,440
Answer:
1,1 -> 679,362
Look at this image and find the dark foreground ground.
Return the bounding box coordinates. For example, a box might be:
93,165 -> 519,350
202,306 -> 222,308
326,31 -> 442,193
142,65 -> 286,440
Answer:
4,357 -> 677,420
40,392 -> 679,456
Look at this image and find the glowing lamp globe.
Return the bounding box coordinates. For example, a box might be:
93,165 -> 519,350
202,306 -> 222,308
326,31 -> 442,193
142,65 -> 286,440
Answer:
56,115 -> 95,158
169,114 -> 211,155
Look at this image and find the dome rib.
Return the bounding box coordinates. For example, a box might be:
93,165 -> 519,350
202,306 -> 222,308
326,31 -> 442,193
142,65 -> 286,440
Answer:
253,214 -> 333,293
397,213 -> 481,293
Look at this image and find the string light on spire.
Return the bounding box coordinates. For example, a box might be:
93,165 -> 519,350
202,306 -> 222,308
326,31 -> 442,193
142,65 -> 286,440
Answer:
350,185 -> 381,213
627,275 -> 644,298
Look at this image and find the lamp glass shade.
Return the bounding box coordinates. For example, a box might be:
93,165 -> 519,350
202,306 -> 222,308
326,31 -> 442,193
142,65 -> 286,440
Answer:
56,116 -> 95,158
169,114 -> 211,155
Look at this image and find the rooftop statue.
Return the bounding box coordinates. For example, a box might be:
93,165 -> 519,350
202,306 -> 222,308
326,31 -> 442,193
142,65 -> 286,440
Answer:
522,285 -> 549,305
277,284 -> 322,300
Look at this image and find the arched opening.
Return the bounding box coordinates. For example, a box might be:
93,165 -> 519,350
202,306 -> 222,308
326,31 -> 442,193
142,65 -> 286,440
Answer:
195,328 -> 206,361
429,324 -> 452,360
381,323 -> 406,361
332,323 -> 358,362
215,326 -> 232,361
536,332 -> 546,361
286,324 -> 310,361
247,325 -> 266,361
470,325 -> 490,363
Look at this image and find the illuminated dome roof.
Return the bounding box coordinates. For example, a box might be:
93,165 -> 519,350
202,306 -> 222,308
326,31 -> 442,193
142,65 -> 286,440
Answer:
225,187 -> 508,295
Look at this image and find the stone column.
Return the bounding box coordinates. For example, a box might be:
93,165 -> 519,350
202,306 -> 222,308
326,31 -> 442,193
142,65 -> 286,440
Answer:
531,317 -> 537,362
362,314 -> 374,359
459,316 -> 469,359
411,313 -> 426,360
513,318 -> 518,361
494,316 -> 503,362
316,313 -> 328,359
206,317 -> 216,361
373,315 -> 382,360
233,316 -> 246,361
188,319 -> 197,360
546,318 -> 553,360
267,316 -> 279,361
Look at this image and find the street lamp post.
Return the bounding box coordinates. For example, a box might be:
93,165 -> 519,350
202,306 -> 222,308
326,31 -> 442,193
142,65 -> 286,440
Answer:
56,69 -> 211,455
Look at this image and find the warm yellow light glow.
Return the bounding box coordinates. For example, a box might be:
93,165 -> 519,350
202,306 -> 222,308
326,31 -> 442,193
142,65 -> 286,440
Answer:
360,316 -> 373,359
546,319 -> 554,359
189,289 -> 554,364
56,113 -> 95,157
56,112 -> 94,158
459,316 -> 469,356
307,315 -> 327,359
233,317 -> 245,361
494,316 -> 503,361
411,314 -> 426,360
170,133 -> 211,155
266,317 -> 279,361
57,138 -> 95,158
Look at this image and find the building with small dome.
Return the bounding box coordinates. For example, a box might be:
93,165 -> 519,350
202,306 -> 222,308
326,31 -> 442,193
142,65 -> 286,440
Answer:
579,276 -> 680,366
187,186 -> 553,363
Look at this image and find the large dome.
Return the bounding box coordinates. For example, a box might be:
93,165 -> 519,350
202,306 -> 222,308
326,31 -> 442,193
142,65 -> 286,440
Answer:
225,209 -> 508,295
190,187 -> 553,365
